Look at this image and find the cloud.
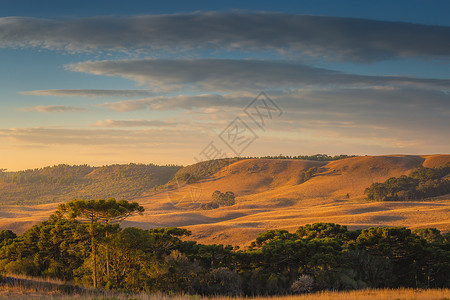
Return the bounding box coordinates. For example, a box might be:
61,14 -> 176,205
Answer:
1,13 -> 450,62
0,127 -> 205,146
19,105 -> 87,112
93,119 -> 177,127
97,87 -> 450,145
2,85 -> 449,156
19,89 -> 154,98
68,58 -> 450,92
98,93 -> 250,112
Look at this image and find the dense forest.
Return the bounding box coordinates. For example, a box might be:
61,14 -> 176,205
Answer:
365,164 -> 450,201
0,164 -> 182,205
0,199 -> 449,296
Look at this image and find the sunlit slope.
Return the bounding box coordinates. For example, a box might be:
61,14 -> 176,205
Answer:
1,155 -> 449,246
248,155 -> 426,201
143,155 -> 443,208
130,154 -> 450,245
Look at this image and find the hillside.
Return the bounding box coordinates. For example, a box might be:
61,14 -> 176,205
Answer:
0,163 -> 181,205
131,154 -> 450,245
0,154 -> 449,246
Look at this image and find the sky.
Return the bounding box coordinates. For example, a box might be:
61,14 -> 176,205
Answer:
0,0 -> 449,171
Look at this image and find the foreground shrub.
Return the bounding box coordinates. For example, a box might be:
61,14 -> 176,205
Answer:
204,267 -> 242,296
291,275 -> 314,293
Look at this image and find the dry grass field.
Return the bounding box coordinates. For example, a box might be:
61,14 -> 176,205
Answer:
1,154 -> 449,246
1,275 -> 449,299
1,283 -> 449,300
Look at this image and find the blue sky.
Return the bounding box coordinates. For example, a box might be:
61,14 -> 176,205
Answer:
0,1 -> 449,170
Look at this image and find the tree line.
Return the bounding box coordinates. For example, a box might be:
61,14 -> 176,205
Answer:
365,164 -> 450,201
246,154 -> 358,161
0,164 -> 182,205
0,199 -> 449,295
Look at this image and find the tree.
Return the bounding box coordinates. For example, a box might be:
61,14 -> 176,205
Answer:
223,191 -> 235,206
413,228 -> 444,244
211,190 -> 222,205
303,167 -> 318,181
296,223 -> 349,241
211,191 -> 235,206
355,227 -> 425,287
0,230 -> 16,246
57,198 -> 144,288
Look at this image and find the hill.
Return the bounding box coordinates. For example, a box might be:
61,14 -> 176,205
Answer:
0,163 -> 181,205
0,154 -> 449,246
130,154 -> 450,245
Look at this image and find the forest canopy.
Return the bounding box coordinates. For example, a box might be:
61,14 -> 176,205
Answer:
365,164 -> 450,201
0,164 -> 181,205
0,200 -> 449,295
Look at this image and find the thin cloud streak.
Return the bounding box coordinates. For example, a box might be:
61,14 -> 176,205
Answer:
93,119 -> 178,127
97,87 -> 450,143
20,89 -> 154,98
1,13 -> 450,62
98,93 -> 251,112
19,105 -> 87,113
0,127 -> 205,146
68,59 -> 450,92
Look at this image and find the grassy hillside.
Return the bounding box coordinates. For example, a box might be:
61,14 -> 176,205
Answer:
0,163 -> 182,205
131,154 -> 450,246
1,155 -> 450,246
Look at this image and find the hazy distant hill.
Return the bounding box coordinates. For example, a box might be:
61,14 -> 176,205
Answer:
0,163 -> 182,205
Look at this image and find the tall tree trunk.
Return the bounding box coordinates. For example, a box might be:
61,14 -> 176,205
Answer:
91,223 -> 97,288
106,230 -> 110,278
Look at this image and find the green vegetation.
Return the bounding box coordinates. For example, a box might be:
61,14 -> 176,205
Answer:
364,164 -> 450,201
170,158 -> 239,186
0,155 -> 355,205
302,167 -> 319,181
1,203 -> 449,295
199,191 -> 236,210
57,199 -> 144,288
0,164 -> 182,205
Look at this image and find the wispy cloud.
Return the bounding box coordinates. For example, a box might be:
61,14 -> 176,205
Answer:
19,89 -> 154,98
68,58 -> 450,92
19,105 -> 87,112
93,119 -> 177,127
1,13 -> 450,62
97,87 -> 450,144
0,127 -> 204,146
98,93 -> 250,112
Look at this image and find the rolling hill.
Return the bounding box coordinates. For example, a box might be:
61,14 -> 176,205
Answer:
0,163 -> 181,205
0,154 -> 449,246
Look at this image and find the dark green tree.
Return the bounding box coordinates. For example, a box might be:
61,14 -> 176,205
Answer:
57,198 -> 144,288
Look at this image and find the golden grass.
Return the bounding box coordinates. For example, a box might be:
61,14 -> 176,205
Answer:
1,284 -> 449,300
267,288 -> 450,300
2,274 -> 450,299
1,155 -> 450,247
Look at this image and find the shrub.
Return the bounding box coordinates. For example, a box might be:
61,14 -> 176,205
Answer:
291,274 -> 314,293
200,191 -> 235,210
205,267 -> 242,296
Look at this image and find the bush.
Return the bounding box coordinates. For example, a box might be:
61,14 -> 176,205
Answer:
205,267 -> 242,296
200,191 -> 235,210
291,275 -> 314,293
